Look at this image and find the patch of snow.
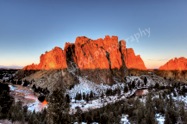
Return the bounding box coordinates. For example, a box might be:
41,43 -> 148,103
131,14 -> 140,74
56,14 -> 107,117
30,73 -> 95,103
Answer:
27,100 -> 40,112
155,114 -> 165,124
9,85 -> 47,112
74,122 -> 98,124
68,76 -> 125,98
68,74 -> 161,113
24,94 -> 37,100
70,89 -> 136,114
68,75 -> 152,113
172,95 -> 187,104
2,77 -> 9,81
121,114 -> 130,124
27,98 -> 47,112
9,85 -> 16,91
139,96 -> 146,103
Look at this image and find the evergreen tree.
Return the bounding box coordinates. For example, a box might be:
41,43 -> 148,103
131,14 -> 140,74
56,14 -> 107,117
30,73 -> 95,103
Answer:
106,89 -> 112,96
132,81 -> 135,88
0,90 -> 14,119
100,113 -> 109,124
86,94 -> 89,103
164,112 -> 172,124
47,89 -> 70,124
155,83 -> 160,89
90,91 -> 94,100
144,77 -> 148,86
124,86 -> 128,93
0,106 -> 2,118
165,103 -> 178,124
179,102 -> 187,123
101,92 -> 104,98
117,88 -> 121,96
136,102 -> 145,124
145,93 -> 156,124
83,92 -> 86,100
75,93 -> 82,100
8,101 -> 27,123
66,94 -> 70,103
28,110 -> 39,124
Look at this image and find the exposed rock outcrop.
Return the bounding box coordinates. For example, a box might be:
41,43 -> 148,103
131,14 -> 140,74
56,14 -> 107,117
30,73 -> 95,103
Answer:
24,47 -> 67,70
120,40 -> 146,70
24,36 -> 146,71
74,36 -> 122,70
159,57 -> 187,70
22,35 -> 147,89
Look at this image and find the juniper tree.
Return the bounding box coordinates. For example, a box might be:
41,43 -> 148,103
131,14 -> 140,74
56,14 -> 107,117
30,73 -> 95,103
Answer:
0,90 -> 14,119
8,101 -> 25,123
47,89 -> 70,124
144,77 -> 148,86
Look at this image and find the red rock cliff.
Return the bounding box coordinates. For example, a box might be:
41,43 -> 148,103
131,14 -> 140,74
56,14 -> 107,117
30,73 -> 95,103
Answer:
120,40 -> 146,70
74,36 -> 123,69
24,47 -> 67,70
159,57 -> 187,70
24,36 -> 146,70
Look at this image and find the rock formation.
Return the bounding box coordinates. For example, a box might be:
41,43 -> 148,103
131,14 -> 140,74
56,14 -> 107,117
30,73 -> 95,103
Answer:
120,40 -> 146,70
24,47 -> 67,70
159,57 -> 187,70
74,36 -> 122,70
24,36 -> 146,70
23,36 -> 147,89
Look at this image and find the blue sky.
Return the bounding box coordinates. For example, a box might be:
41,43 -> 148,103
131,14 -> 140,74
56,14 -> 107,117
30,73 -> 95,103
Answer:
0,0 -> 187,69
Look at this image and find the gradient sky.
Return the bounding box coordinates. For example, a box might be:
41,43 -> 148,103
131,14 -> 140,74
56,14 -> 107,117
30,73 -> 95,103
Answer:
0,0 -> 187,69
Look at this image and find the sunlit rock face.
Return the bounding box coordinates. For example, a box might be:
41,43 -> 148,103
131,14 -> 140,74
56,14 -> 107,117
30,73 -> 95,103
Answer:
159,57 -> 187,70
74,36 -> 123,70
24,36 -> 146,70
24,63 -> 39,70
24,47 -> 67,70
120,40 -> 146,70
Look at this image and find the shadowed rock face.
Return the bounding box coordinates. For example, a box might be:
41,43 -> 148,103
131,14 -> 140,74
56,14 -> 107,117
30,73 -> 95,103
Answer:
24,35 -> 146,71
159,57 -> 187,70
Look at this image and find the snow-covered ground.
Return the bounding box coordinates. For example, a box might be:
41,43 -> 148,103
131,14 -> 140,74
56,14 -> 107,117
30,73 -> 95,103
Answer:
155,114 -> 165,124
70,91 -> 135,114
74,122 -> 98,124
9,85 -> 47,112
68,74 -> 164,99
67,76 -> 125,98
68,75 -> 151,114
27,97 -> 47,112
67,74 -> 187,124
68,74 -> 154,113
121,114 -> 130,124
67,65 -> 160,114
120,114 -> 165,124
172,94 -> 187,105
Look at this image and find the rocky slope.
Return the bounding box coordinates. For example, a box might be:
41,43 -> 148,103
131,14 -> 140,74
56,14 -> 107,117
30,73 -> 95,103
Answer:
159,57 -> 187,70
